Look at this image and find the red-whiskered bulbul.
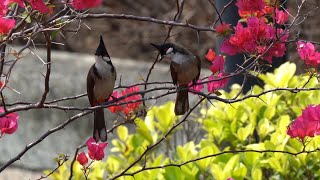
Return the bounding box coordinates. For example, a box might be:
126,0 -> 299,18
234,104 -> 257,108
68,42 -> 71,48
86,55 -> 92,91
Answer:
151,43 -> 201,115
87,36 -> 116,142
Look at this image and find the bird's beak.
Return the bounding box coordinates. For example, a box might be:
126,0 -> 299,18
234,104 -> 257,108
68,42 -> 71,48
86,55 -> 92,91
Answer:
150,43 -> 163,61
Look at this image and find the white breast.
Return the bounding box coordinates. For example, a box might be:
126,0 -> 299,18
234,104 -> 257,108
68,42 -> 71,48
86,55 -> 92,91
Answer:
93,56 -> 116,101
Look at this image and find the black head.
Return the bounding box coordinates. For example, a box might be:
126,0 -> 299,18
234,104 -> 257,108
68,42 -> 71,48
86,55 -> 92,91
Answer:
151,43 -> 190,61
95,36 -> 110,58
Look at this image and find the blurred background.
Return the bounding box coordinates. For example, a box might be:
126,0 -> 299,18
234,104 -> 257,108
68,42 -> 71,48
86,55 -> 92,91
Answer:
1,0 -> 320,179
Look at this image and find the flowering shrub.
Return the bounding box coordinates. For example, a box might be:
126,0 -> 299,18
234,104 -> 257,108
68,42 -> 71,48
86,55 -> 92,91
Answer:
1,0 -> 320,179
47,63 -> 320,179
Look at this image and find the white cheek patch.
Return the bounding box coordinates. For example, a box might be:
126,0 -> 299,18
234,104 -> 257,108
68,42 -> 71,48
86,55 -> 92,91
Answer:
103,57 -> 111,61
166,47 -> 173,55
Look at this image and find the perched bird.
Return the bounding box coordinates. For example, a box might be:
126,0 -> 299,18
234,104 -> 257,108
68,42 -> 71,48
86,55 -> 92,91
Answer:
87,36 -> 116,142
151,43 -> 201,115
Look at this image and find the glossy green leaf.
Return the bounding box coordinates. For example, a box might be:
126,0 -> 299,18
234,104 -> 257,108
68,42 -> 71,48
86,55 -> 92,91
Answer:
135,118 -> 153,144
117,125 -> 128,142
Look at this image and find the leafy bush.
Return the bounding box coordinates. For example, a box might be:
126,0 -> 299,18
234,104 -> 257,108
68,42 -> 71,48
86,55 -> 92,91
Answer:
46,62 -> 320,179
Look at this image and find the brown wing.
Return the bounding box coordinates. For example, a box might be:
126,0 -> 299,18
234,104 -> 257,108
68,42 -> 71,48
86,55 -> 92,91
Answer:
193,55 -> 201,84
170,62 -> 178,86
87,65 -> 96,106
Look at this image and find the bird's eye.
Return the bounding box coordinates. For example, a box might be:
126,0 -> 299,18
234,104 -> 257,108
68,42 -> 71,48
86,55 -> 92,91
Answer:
165,47 -> 173,54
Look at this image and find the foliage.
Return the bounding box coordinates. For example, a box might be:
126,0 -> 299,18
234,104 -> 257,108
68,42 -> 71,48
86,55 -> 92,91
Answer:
46,62 -> 320,179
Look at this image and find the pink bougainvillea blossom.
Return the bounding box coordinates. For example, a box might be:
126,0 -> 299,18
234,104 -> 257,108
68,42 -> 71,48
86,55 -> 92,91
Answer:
72,0 -> 102,10
236,0 -> 265,17
275,9 -> 289,25
5,0 -> 25,8
76,152 -> 88,166
207,73 -> 229,92
86,137 -> 108,160
209,55 -> 225,74
297,41 -> 320,67
0,107 -> 19,136
28,0 -> 49,14
220,17 -> 288,64
287,105 -> 320,141
188,79 -> 204,94
0,2 -> 7,16
0,17 -> 15,35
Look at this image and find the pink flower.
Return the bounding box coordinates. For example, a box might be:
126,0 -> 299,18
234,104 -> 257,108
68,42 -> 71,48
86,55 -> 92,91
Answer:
5,0 -> 25,8
297,41 -> 320,67
236,0 -> 265,15
216,22 -> 231,36
76,152 -> 88,166
209,55 -> 225,74
227,178 -> 234,180
28,0 -> 48,14
205,49 -> 216,62
0,107 -> 19,136
220,16 -> 288,64
220,39 -> 237,55
287,105 -> 320,141
188,79 -> 204,94
86,137 -> 108,160
0,0 -> 8,16
72,0 -> 102,10
207,73 -> 229,92
275,9 -> 289,25
0,17 -> 15,35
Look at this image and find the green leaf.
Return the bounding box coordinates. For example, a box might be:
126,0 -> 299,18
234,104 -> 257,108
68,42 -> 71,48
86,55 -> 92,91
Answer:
258,62 -> 296,88
135,118 -> 153,144
223,155 -> 240,175
268,157 -> 283,172
237,124 -> 253,141
155,102 -> 176,133
233,163 -> 247,179
252,167 -> 262,180
117,125 -> 128,142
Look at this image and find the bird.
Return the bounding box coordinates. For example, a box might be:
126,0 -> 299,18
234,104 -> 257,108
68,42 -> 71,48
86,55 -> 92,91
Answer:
87,36 -> 116,142
151,43 -> 201,115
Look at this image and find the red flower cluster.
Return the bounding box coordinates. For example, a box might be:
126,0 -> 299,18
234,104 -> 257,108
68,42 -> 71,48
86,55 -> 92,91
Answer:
0,107 -> 19,136
72,0 -> 102,10
215,22 -> 232,37
108,86 -> 142,115
296,41 -> 320,67
221,17 -> 289,63
28,0 -> 48,14
287,105 -> 320,141
236,0 -> 265,18
5,0 -> 48,14
76,137 -> 108,166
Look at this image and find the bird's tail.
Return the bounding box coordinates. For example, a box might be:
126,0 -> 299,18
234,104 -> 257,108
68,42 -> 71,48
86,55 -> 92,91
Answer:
175,85 -> 189,115
93,108 -> 107,142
